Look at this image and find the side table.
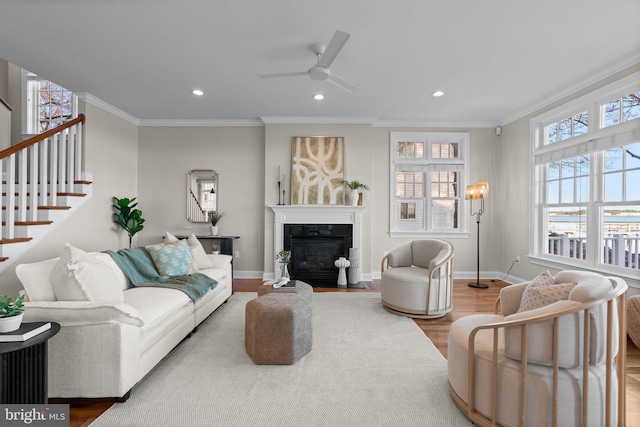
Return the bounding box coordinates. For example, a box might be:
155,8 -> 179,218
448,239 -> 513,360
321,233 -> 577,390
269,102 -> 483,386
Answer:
0,322 -> 61,404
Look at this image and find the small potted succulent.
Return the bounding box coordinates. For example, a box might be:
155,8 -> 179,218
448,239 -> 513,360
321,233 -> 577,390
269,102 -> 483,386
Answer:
0,294 -> 25,333
342,180 -> 369,206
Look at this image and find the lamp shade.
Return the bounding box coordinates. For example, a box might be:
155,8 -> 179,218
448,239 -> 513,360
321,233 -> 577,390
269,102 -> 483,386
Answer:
477,180 -> 489,199
465,185 -> 478,200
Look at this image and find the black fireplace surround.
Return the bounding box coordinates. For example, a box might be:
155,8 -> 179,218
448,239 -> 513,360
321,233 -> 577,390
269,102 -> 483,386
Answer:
283,224 -> 353,287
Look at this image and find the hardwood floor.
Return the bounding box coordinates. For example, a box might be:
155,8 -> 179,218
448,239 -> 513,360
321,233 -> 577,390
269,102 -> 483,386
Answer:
66,278 -> 640,427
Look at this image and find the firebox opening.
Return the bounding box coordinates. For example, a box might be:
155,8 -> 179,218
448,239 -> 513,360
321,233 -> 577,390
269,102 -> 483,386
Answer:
284,224 -> 353,287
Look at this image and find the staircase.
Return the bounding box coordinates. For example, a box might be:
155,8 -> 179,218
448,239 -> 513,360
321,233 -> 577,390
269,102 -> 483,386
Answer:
0,114 -> 92,274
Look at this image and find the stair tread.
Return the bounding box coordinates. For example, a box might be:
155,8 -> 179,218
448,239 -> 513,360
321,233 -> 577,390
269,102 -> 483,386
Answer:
0,238 -> 32,244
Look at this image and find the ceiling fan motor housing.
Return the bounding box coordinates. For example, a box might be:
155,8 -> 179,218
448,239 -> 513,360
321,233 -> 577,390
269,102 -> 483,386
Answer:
309,65 -> 330,81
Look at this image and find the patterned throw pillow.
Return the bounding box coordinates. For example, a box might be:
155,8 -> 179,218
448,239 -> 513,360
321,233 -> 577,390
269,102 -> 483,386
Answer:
516,270 -> 577,313
163,232 -> 199,274
146,240 -> 193,276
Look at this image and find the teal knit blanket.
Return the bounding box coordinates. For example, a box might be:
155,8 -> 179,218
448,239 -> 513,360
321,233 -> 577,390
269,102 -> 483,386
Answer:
106,247 -> 217,302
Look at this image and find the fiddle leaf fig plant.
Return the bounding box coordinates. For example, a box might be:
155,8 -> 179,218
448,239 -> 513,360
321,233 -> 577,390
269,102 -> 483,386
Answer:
0,294 -> 25,318
112,197 -> 145,248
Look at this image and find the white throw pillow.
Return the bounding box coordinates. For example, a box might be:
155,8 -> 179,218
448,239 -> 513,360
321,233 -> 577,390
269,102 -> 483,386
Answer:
187,234 -> 214,269
163,231 -> 199,274
49,243 -> 124,303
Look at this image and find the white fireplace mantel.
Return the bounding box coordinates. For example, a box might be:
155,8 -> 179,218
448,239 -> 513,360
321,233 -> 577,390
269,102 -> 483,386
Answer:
269,205 -> 366,279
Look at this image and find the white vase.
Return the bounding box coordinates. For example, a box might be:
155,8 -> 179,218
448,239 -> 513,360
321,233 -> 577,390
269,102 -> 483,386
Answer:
0,313 -> 24,333
210,225 -> 219,236
345,189 -> 359,206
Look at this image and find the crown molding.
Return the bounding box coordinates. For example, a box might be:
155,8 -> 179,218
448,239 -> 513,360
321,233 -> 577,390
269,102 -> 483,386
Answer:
499,50 -> 640,126
75,93 -> 140,125
260,116 -> 377,125
138,119 -> 264,127
372,120 -> 496,128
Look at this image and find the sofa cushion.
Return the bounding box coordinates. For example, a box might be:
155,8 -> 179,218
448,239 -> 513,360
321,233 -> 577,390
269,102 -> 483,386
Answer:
146,240 -> 193,276
516,271 -> 576,313
124,287 -> 193,353
187,234 -> 214,269
49,243 -> 124,303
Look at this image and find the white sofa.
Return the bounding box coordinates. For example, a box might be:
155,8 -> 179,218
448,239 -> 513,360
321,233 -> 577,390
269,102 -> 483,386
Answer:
16,248 -> 232,401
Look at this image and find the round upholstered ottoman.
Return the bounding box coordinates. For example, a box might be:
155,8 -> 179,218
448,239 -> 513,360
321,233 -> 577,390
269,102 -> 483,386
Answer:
245,293 -> 312,365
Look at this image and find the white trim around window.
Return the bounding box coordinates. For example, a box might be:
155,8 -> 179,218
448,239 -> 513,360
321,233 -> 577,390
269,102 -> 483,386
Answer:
389,132 -> 470,238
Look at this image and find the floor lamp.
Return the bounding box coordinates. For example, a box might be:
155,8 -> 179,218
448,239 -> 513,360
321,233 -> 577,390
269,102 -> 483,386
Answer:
465,180 -> 489,289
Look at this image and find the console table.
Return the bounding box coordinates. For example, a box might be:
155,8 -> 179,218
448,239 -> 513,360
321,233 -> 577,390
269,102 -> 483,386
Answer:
175,235 -> 239,256
0,322 -> 61,403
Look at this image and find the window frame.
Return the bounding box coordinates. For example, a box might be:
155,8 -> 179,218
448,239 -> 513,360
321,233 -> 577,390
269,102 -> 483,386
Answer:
530,71 -> 640,285
21,69 -> 77,137
389,131 -> 470,238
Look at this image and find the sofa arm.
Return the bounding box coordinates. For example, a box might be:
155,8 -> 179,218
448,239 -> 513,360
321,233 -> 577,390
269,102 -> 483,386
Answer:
24,301 -> 144,327
207,254 -> 232,271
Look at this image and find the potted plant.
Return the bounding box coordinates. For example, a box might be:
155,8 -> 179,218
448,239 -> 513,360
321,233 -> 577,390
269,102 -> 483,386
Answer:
275,250 -> 291,279
0,294 -> 25,333
342,180 -> 369,206
209,211 -> 225,236
112,197 -> 145,248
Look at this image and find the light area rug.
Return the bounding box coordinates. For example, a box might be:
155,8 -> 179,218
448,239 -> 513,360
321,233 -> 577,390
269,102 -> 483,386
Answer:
91,292 -> 470,426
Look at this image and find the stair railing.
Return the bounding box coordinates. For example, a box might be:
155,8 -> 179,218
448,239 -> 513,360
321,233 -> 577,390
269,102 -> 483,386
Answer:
1,114 -> 85,240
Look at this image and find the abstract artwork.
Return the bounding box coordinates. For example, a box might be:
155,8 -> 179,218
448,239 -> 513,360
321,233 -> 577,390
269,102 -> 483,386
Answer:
291,136 -> 344,205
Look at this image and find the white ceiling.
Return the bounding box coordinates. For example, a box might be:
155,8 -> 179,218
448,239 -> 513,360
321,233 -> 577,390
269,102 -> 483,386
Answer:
1,0 -> 639,126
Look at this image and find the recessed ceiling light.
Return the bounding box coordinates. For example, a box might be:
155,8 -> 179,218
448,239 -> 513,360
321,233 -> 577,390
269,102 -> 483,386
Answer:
192,89 -> 204,96
313,94 -> 324,100
432,90 -> 444,97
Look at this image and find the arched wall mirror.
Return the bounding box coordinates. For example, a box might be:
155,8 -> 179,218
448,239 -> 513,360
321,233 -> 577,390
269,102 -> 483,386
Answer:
187,169 -> 218,223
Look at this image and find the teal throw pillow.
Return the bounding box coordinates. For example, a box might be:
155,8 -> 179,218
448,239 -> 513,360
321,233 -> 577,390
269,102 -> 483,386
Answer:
145,240 -> 192,276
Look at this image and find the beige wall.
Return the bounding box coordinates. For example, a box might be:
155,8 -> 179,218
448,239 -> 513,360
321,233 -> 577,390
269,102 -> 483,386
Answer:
0,100 -> 139,295
137,126 -> 265,275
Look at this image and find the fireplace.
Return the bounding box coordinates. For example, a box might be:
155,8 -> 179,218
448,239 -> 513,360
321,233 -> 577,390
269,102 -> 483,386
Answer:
284,224 -> 352,287
269,205 -> 365,285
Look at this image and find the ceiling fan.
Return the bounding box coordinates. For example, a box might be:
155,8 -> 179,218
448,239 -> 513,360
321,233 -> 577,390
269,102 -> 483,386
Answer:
259,30 -> 359,93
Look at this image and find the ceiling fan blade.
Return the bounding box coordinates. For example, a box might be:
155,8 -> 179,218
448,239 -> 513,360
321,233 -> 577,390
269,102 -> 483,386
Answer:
316,30 -> 350,69
328,73 -> 359,93
258,71 -> 309,79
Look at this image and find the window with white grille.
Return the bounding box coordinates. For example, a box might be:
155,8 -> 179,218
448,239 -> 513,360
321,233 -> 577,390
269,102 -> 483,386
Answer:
390,132 -> 469,237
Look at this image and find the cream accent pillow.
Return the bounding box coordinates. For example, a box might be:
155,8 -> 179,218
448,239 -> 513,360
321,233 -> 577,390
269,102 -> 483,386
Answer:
516,270 -> 577,313
163,231 -> 199,274
49,243 -> 124,303
187,234 -> 214,269
146,240 -> 193,276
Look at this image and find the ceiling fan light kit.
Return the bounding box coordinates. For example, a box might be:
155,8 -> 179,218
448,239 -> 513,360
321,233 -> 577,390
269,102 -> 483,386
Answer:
259,30 -> 359,93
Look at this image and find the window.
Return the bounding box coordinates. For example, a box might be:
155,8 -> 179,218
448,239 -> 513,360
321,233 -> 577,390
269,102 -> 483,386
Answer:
531,72 -> 640,279
22,70 -> 75,135
390,132 -> 469,237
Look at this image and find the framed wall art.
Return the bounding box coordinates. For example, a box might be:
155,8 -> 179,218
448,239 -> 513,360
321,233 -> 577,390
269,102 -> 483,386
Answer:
291,136 -> 344,205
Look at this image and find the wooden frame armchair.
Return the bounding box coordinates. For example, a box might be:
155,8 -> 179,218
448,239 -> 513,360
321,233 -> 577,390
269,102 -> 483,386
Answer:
381,239 -> 454,319
448,271 -> 627,427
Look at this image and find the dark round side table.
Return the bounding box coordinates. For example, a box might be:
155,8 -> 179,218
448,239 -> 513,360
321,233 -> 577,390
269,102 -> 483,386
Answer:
0,322 -> 60,404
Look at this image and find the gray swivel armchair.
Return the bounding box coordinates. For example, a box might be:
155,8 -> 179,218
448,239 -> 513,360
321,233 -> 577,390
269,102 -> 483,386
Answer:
381,239 -> 454,319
